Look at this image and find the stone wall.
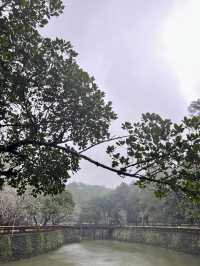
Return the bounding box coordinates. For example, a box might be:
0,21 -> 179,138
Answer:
0,228 -> 80,263
112,226 -> 200,255
0,225 -> 199,262
80,227 -> 111,240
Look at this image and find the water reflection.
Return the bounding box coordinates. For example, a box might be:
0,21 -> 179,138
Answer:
3,241 -> 200,266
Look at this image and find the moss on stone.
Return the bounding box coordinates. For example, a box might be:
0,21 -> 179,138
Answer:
0,235 -> 12,260
38,232 -> 45,253
25,234 -> 33,257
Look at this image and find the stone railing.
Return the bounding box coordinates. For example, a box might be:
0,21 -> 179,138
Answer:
0,225 -> 62,234
0,224 -> 118,234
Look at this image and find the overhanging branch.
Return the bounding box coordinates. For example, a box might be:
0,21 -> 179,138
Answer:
4,139 -> 199,198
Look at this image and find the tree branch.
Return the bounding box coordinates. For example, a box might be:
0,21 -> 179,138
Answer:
0,169 -> 18,177
80,135 -> 128,153
123,158 -> 159,169
0,1 -> 11,12
1,141 -> 189,187
2,140 -> 199,198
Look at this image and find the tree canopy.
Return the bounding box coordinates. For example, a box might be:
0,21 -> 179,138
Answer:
107,113 -> 200,200
0,0 -> 116,195
0,1 -> 200,201
188,99 -> 200,116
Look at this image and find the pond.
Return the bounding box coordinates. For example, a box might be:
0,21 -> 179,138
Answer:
4,241 -> 200,266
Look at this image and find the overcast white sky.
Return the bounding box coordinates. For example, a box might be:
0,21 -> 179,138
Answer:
42,0 -> 200,187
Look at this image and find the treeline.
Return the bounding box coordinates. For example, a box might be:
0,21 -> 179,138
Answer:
0,182 -> 199,226
68,182 -> 200,225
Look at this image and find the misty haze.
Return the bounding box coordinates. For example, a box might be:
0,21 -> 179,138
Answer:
0,0 -> 200,265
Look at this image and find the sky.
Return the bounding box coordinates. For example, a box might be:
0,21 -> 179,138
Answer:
42,0 -> 200,187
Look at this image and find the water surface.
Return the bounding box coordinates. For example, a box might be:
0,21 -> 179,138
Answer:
3,241 -> 200,266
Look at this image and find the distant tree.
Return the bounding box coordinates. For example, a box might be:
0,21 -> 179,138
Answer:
177,196 -> 200,224
79,198 -> 101,224
67,183 -> 111,204
66,183 -> 111,223
78,182 -> 200,226
0,187 -> 74,225
22,190 -> 75,225
79,196 -> 122,225
108,183 -> 137,224
0,187 -> 23,225
188,98 -> 200,116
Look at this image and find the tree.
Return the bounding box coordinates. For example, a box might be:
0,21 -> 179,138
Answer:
0,1 -> 199,201
79,198 -> 102,224
107,113 -> 200,201
0,187 -> 74,225
67,182 -> 111,204
67,182 -> 111,223
0,0 -> 116,195
0,187 -> 23,225
77,182 -> 200,226
188,98 -> 200,116
23,190 -> 75,225
79,196 -> 122,225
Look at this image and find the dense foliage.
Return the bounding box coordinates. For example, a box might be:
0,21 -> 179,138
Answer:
0,187 -> 74,225
107,112 -> 200,200
78,183 -> 200,225
0,0 -> 116,195
67,182 -> 111,223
